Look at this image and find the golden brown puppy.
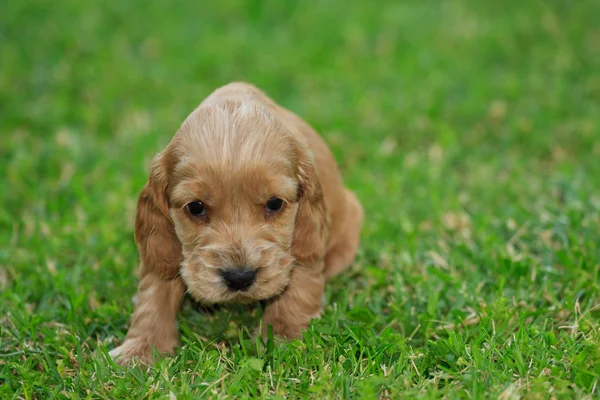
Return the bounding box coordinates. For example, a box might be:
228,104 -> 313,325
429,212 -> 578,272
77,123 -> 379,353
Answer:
110,82 -> 363,365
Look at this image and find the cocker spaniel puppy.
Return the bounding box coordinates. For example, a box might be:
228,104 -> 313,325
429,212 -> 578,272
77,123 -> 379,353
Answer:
110,82 -> 363,365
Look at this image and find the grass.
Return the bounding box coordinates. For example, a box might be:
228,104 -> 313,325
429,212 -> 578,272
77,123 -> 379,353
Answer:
1,0 -> 599,398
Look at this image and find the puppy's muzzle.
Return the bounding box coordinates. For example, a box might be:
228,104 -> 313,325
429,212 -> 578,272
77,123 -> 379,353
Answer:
220,268 -> 256,291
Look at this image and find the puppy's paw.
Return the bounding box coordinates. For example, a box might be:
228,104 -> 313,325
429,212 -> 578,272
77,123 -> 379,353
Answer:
260,304 -> 323,340
109,340 -> 152,366
109,338 -> 174,366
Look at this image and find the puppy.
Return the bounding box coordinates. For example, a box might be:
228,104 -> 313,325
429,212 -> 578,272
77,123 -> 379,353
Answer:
110,82 -> 363,365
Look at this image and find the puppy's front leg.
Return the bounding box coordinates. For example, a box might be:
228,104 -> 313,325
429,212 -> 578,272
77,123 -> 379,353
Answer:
109,273 -> 184,365
262,263 -> 325,339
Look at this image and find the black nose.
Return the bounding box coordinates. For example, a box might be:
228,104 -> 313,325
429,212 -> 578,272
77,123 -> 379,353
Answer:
220,268 -> 256,291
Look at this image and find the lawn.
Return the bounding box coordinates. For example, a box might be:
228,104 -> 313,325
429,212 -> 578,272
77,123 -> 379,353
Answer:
1,0 -> 599,398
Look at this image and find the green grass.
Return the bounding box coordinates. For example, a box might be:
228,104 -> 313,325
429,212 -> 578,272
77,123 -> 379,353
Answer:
1,0 -> 600,398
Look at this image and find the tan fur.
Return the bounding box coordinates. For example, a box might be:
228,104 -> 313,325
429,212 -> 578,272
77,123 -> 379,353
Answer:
110,82 -> 363,365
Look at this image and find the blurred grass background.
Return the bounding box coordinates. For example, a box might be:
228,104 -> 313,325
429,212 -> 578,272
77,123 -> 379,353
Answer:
1,0 -> 599,398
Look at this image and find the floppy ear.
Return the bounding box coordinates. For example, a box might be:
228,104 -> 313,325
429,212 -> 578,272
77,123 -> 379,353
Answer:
291,146 -> 328,263
134,149 -> 182,280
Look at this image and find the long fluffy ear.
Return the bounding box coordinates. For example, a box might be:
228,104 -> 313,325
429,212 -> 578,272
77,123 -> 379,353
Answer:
134,149 -> 182,280
291,146 -> 328,263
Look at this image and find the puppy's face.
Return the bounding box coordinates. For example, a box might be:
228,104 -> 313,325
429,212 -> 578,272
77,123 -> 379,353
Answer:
166,103 -> 302,304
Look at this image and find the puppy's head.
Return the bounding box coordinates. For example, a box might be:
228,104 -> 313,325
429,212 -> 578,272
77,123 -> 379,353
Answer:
139,99 -> 325,304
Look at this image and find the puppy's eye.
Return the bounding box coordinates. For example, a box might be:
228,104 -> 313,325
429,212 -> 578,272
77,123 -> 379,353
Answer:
186,201 -> 206,216
266,197 -> 284,213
